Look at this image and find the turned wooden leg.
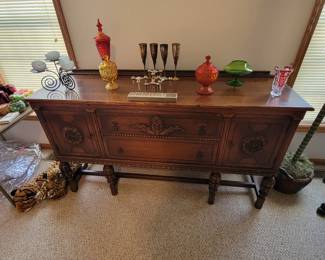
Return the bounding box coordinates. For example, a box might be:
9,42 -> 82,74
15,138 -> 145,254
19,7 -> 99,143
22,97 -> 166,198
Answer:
59,161 -> 81,192
208,172 -> 221,205
255,176 -> 275,209
103,165 -> 118,195
0,184 -> 15,207
82,163 -> 88,170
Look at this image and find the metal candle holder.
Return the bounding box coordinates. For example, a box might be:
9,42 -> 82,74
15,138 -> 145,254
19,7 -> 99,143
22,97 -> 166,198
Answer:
131,70 -> 167,92
160,44 -> 168,76
172,43 -> 180,80
31,51 -> 76,92
150,43 -> 158,70
139,43 -> 148,76
132,42 -> 180,92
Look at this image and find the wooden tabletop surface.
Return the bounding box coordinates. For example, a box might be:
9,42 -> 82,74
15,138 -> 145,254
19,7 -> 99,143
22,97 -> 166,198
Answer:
27,75 -> 313,111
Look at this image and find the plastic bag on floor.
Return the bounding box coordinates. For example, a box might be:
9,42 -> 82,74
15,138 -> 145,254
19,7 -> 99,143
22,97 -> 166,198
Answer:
0,141 -> 41,199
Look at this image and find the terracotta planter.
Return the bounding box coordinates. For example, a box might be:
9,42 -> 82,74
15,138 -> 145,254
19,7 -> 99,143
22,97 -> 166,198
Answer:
274,167 -> 314,194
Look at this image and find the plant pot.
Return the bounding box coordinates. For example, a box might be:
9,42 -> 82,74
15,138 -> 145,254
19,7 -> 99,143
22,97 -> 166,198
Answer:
274,167 -> 314,194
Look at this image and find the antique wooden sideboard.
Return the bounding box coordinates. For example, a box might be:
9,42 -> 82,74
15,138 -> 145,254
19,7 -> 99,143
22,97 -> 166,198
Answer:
27,74 -> 313,209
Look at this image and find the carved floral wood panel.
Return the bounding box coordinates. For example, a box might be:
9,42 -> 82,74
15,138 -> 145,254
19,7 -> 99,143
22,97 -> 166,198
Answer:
223,118 -> 290,168
129,116 -> 184,136
63,127 -> 84,145
97,111 -> 222,139
39,109 -> 102,157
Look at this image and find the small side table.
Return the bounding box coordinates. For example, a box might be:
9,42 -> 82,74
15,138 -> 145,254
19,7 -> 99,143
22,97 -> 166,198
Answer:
0,107 -> 33,206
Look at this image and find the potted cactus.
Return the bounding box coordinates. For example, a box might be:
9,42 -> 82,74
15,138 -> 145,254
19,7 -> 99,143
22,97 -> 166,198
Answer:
274,104 -> 325,194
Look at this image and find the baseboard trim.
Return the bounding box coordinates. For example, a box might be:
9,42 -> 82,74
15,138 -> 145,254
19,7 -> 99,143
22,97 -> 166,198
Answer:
310,158 -> 325,166
297,124 -> 325,133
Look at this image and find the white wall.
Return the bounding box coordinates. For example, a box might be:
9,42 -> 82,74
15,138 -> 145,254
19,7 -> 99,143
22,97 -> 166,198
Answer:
4,121 -> 48,144
4,121 -> 324,159
60,0 -> 314,70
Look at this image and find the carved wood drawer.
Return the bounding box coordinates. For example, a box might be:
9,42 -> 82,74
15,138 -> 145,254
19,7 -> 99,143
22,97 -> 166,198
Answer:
97,111 -> 222,140
104,137 -> 215,164
222,117 -> 290,169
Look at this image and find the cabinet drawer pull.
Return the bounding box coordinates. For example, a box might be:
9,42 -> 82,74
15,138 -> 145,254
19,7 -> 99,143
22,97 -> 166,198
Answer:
112,121 -> 119,132
198,125 -> 207,136
85,108 -> 95,113
118,147 -> 124,154
196,151 -> 204,160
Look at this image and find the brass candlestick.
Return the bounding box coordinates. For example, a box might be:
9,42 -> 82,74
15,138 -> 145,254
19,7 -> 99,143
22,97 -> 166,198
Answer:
172,43 -> 180,80
160,44 -> 168,76
139,43 -> 147,76
150,43 -> 158,70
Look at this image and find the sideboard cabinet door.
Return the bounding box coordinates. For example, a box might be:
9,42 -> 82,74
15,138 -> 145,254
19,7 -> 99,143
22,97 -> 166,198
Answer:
39,109 -> 102,157
222,117 -> 290,169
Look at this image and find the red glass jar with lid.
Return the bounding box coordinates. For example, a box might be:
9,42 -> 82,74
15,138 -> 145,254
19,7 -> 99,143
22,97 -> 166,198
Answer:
195,56 -> 219,95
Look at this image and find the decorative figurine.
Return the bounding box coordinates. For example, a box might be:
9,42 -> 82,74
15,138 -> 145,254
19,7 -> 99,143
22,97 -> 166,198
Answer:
195,56 -> 219,95
31,52 -> 76,91
131,69 -> 168,92
172,43 -> 180,80
270,65 -> 294,97
95,19 -> 118,90
224,60 -> 253,88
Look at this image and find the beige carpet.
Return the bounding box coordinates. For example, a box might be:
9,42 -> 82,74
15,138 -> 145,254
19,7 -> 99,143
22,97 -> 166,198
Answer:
0,162 -> 324,260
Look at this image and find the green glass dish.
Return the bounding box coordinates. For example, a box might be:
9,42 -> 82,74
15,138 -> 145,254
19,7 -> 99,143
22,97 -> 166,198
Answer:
224,60 -> 253,87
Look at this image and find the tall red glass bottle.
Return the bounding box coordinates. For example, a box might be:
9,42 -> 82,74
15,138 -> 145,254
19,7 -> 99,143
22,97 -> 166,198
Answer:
94,19 -> 111,59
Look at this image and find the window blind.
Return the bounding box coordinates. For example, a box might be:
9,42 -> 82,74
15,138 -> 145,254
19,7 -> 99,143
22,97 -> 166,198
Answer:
294,5 -> 325,123
0,0 -> 68,91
